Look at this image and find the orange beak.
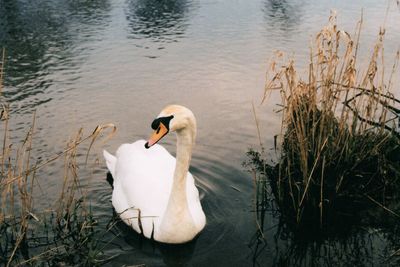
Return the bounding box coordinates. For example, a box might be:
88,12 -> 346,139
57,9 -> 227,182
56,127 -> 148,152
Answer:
145,122 -> 169,149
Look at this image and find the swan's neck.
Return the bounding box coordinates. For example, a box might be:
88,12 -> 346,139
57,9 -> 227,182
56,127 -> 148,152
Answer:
158,127 -> 197,243
172,128 -> 193,199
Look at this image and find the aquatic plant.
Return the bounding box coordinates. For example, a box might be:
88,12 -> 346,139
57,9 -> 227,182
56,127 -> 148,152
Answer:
250,12 -> 400,233
0,50 -> 117,266
245,11 -> 400,266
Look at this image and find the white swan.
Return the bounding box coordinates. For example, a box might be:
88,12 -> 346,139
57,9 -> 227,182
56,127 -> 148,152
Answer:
103,105 -> 206,244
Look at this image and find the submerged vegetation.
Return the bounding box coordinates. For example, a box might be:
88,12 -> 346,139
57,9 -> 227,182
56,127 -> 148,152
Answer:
0,50 -> 117,266
247,12 -> 400,259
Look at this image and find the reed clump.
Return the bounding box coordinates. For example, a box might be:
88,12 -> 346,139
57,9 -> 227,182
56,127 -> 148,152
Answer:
0,50 -> 116,266
0,116 -> 101,266
255,13 -> 400,231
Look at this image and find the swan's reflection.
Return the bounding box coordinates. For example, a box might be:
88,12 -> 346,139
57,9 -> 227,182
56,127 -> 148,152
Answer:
109,217 -> 198,267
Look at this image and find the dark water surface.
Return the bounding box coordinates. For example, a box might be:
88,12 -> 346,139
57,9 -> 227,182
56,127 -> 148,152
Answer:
1,0 -> 400,266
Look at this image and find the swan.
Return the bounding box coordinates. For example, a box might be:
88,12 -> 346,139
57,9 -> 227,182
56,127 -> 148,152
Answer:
103,105 -> 206,244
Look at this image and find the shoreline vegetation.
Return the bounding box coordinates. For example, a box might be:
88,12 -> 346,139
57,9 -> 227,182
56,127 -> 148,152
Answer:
0,48 -> 117,266
247,12 -> 400,264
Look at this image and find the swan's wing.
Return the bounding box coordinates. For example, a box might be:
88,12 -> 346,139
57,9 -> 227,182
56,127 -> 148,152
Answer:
112,140 -> 176,237
103,150 -> 117,177
186,172 -> 206,230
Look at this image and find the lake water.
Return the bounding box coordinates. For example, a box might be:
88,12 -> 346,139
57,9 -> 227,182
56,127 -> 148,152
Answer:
1,0 -> 400,266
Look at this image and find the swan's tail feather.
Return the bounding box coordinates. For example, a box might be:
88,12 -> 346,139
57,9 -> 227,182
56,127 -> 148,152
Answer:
103,150 -> 117,178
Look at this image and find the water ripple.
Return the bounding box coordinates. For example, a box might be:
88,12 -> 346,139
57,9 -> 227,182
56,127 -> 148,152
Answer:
125,0 -> 193,43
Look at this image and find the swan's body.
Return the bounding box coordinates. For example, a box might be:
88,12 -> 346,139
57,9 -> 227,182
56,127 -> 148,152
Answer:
103,105 -> 206,244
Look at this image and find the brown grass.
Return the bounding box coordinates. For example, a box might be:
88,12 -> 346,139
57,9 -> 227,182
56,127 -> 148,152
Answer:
0,49 -> 117,265
255,12 -> 400,229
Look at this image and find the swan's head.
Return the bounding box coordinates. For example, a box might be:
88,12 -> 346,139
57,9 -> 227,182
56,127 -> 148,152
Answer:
145,105 -> 196,149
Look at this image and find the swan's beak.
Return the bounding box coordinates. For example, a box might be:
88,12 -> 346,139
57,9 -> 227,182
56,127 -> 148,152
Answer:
145,122 -> 169,149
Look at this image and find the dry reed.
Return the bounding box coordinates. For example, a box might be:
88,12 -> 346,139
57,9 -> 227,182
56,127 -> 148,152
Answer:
0,50 -> 117,265
252,12 -> 400,230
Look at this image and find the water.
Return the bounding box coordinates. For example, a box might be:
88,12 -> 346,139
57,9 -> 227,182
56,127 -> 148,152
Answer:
1,0 -> 400,266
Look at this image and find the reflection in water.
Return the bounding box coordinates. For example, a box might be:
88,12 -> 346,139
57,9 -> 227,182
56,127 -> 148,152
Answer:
263,0 -> 303,33
246,152 -> 400,266
268,218 -> 400,266
248,206 -> 400,266
0,0 -> 111,113
107,210 -> 198,266
66,0 -> 112,26
125,0 -> 191,42
158,241 -> 197,267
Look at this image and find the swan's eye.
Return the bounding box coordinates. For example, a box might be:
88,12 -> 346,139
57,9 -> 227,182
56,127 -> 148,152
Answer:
151,115 -> 174,130
151,119 -> 160,130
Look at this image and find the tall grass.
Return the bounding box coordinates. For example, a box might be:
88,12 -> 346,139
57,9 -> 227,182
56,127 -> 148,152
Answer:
0,50 -> 116,266
252,13 -> 400,231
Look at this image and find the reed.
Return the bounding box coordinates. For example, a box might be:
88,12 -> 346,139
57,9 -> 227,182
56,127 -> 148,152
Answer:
0,50 -> 117,265
252,12 -> 400,231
